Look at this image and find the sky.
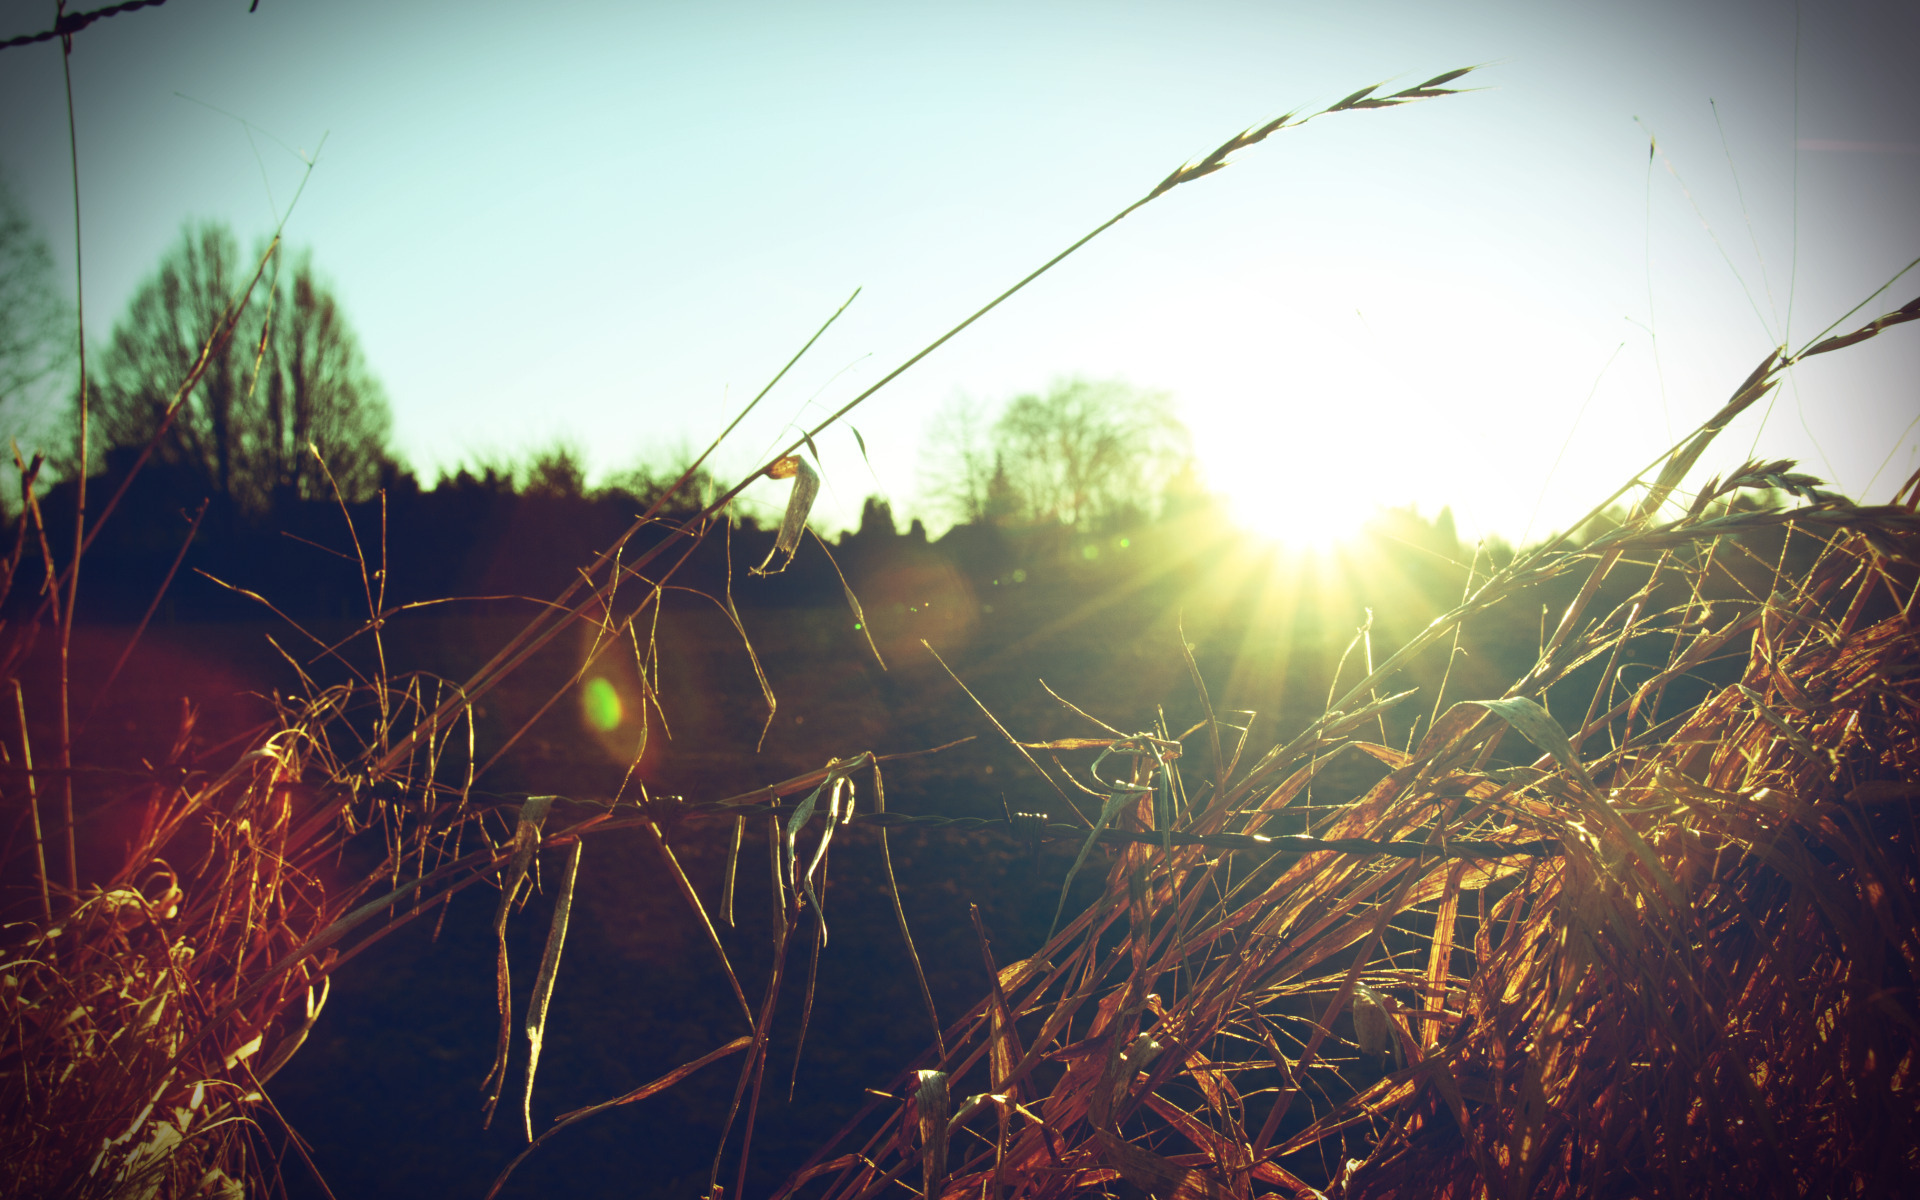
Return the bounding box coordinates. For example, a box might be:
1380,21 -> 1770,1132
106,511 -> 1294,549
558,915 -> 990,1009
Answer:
1,0 -> 1916,545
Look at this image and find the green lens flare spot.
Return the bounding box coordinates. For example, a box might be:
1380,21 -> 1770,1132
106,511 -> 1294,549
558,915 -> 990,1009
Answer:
582,676 -> 623,732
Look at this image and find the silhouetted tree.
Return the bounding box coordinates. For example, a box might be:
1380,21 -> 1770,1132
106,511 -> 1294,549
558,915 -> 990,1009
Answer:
855,495 -> 897,538
996,379 -> 1188,529
602,448 -> 729,518
523,441 -> 587,498
85,222 -> 394,513
921,379 -> 1192,531
983,456 -> 1020,525
917,395 -> 998,525
0,172 -> 72,449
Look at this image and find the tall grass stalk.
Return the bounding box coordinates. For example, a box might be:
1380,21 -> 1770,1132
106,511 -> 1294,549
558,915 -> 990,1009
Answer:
4,56 -> 1917,1200
780,324 -> 1920,1198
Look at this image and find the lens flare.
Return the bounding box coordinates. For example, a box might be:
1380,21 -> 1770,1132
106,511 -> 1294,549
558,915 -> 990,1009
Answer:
581,676 -> 624,732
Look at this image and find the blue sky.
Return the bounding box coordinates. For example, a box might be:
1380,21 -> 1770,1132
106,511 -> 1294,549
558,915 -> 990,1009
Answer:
2,0 -> 1915,543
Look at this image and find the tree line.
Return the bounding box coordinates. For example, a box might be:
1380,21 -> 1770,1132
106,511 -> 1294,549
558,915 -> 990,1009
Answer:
3,187 -> 1207,539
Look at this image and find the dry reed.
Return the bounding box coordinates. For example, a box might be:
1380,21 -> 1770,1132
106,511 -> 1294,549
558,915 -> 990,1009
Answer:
5,57 -> 1917,1200
775,322 -> 1920,1199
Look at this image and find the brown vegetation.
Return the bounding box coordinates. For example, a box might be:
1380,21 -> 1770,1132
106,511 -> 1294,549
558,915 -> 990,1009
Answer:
4,60 -> 1918,1200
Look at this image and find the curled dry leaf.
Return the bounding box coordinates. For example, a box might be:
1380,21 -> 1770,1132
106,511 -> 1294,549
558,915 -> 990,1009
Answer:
754,455 -> 819,576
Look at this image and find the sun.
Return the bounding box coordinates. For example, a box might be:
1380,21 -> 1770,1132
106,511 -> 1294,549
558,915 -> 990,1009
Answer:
1216,483 -> 1372,554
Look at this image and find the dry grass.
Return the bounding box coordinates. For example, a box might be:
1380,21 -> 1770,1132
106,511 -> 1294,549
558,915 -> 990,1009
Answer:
0,679 -> 474,1198
773,333 -> 1920,1199
5,59 -> 1918,1200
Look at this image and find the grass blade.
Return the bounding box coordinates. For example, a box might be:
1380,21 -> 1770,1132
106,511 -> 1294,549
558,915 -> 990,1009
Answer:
808,527 -> 887,669
483,1036 -> 751,1200
722,814 -> 743,928
644,816 -> 756,1030
786,916 -> 826,1102
874,762 -> 945,1058
520,838 -> 583,1141
914,1070 -> 950,1197
970,904 -> 1023,1095
481,795 -> 553,1128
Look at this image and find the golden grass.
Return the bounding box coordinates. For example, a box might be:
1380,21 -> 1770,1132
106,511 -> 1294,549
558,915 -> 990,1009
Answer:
0,683 -> 445,1198
5,60 -> 1918,1200
772,336 -> 1920,1198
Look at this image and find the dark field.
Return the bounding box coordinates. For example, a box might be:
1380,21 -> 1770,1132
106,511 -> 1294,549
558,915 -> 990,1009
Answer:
33,505 -> 1710,1197
15,473 -> 1880,1199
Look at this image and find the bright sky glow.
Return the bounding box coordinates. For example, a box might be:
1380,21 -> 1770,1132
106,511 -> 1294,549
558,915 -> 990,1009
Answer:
2,0 -> 1915,547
